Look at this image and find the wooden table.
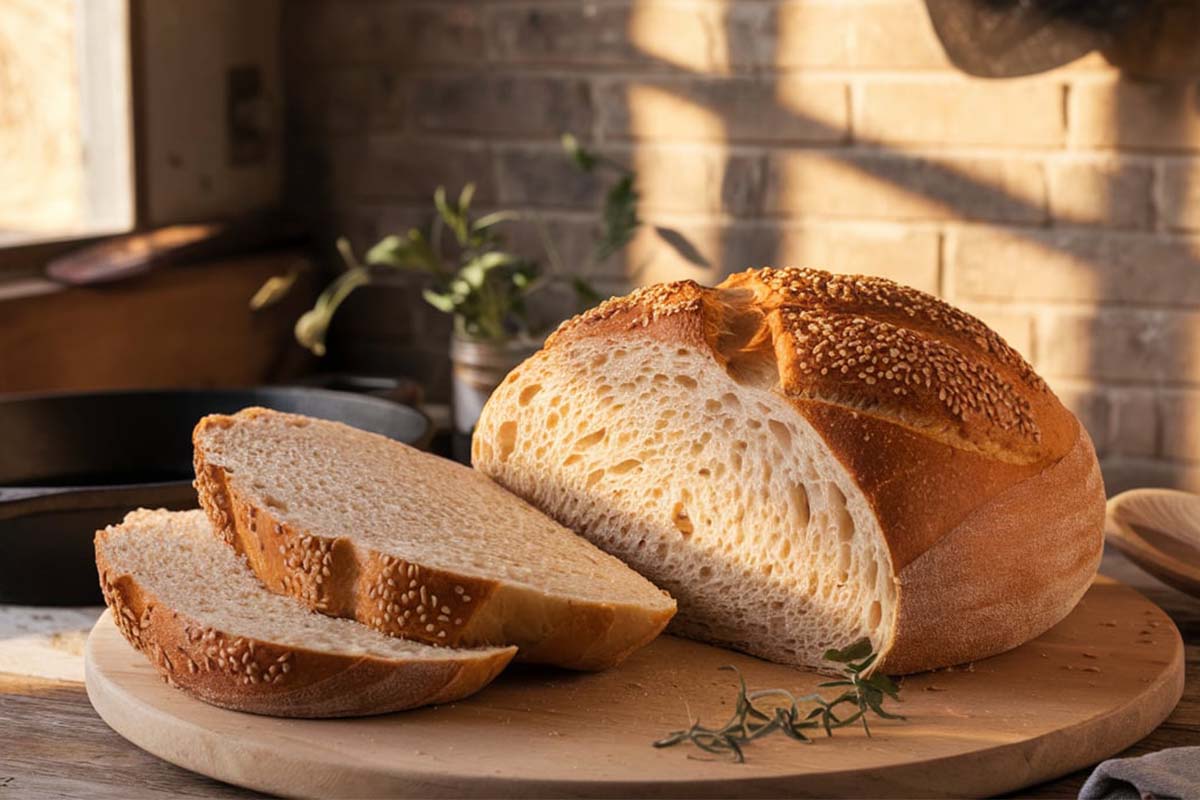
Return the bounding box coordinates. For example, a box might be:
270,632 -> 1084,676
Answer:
2,549 -> 1196,799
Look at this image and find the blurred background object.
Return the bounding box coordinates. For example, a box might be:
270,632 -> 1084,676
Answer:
0,0 -> 1198,493
0,388 -> 430,605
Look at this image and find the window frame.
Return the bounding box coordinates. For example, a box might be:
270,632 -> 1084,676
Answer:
0,0 -> 139,281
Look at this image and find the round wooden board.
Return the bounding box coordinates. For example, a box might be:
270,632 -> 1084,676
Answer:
85,577 -> 1184,799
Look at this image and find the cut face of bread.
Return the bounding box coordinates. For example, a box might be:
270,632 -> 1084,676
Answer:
95,509 -> 515,717
193,409 -> 676,670
474,268 -> 1105,675
475,339 -> 895,669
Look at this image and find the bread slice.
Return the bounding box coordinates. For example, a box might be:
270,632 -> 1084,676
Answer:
192,408 -> 676,670
95,509 -> 515,717
472,268 -> 1105,675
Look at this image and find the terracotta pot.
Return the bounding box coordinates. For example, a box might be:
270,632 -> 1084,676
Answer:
449,335 -> 541,435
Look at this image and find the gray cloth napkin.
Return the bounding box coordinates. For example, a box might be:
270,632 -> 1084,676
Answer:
1079,748 -> 1200,800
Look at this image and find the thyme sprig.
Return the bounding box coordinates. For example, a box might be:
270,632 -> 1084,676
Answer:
653,639 -> 903,763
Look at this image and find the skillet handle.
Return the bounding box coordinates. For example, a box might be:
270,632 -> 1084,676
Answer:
0,483 -> 197,522
0,485 -> 75,505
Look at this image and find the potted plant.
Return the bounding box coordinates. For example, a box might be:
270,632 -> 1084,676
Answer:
258,136 -> 683,437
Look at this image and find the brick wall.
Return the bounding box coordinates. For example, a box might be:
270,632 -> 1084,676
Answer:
283,0 -> 1200,493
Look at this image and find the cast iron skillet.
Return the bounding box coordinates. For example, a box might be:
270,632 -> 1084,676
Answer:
0,388 -> 431,605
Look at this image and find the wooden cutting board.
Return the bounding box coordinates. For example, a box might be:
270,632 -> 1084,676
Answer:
85,577 -> 1184,798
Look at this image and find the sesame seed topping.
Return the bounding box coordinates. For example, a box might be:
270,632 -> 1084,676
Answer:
776,305 -> 1040,445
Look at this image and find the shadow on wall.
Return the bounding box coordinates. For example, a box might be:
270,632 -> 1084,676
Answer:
616,0 -> 1199,494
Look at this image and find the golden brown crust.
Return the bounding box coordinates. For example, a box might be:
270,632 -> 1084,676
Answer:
193,419 -> 675,671
879,426 -> 1105,673
545,280 -> 708,349
194,447 -> 497,645
94,529 -> 514,718
534,267 -> 1106,673
555,268 -> 1074,466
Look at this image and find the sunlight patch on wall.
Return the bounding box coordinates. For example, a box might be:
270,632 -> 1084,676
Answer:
629,1 -> 732,75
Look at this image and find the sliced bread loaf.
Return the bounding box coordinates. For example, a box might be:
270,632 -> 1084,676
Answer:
192,408 -> 676,670
95,509 -> 515,717
472,268 -> 1105,675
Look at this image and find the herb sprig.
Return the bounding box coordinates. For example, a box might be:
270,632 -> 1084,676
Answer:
653,639 -> 903,763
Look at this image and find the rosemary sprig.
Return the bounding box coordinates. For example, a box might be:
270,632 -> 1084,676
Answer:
653,639 -> 904,763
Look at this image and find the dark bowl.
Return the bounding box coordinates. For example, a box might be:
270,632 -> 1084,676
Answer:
0,387 -> 431,605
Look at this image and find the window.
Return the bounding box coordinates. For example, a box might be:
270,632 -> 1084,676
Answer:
0,0 -> 133,253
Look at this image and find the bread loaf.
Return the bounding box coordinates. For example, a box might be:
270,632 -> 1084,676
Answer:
193,408 -> 676,670
95,509 -> 515,717
472,267 -> 1106,674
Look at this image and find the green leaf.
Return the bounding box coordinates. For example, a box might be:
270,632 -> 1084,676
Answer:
422,288 -> 458,313
824,638 -> 873,664
561,132 -> 596,172
850,653 -> 879,674
459,252 -> 521,288
472,210 -> 521,232
865,673 -> 899,698
366,230 -> 444,274
293,265 -> 371,356
458,183 -> 476,214
249,270 -> 299,310
595,174 -> 639,263
365,235 -> 415,269
335,236 -> 362,271
434,184 -> 470,244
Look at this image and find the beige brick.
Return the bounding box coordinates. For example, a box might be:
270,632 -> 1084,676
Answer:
488,3 -> 644,67
774,226 -> 941,294
629,2 -> 771,72
957,305 -> 1035,362
1110,390 -> 1160,458
951,228 -> 1200,308
504,214 -> 608,278
1161,392 -> 1200,462
1049,383 -> 1111,456
624,222 -> 732,287
320,136 -> 496,206
498,144 -> 764,230
496,147 -> 609,210
1047,159 -> 1152,229
488,2 -> 771,73
1068,79 -> 1200,150
284,1 -> 484,66
1159,159 -> 1200,231
329,205 -> 429,254
1046,386 -> 1157,460
288,67 -> 406,134
1048,52 -> 1121,74
597,78 -> 848,143
633,148 -> 764,217
621,221 -> 941,291
858,78 -> 1065,148
765,152 -> 1046,223
1038,309 -> 1200,384
859,77 -> 1065,148
774,0 -> 949,69
414,76 -> 592,138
